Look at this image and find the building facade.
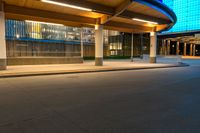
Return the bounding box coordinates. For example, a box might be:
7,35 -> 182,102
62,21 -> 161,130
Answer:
5,19 -> 149,65
0,0 -> 176,69
159,0 -> 200,56
5,19 -> 93,65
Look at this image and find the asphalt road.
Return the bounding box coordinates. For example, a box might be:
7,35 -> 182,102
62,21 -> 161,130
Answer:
0,60 -> 200,133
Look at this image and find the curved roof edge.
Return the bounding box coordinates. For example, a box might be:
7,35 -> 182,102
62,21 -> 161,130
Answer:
134,0 -> 177,32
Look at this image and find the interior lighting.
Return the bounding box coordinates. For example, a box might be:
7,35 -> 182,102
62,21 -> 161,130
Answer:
132,18 -> 158,25
41,0 -> 92,11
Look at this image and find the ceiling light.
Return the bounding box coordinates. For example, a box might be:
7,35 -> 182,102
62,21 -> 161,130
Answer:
41,0 -> 92,11
132,18 -> 158,25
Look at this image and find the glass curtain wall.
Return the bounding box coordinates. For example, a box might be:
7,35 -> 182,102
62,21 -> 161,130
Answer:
163,0 -> 200,33
5,19 -> 95,57
5,19 -> 150,58
108,32 -> 150,57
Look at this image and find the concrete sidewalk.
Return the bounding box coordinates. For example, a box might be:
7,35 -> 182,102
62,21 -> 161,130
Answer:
0,60 -> 188,78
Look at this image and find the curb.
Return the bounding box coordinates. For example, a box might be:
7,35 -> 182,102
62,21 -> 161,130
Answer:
0,63 -> 189,78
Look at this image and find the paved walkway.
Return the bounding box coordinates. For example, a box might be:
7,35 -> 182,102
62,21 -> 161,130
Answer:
0,59 -> 188,78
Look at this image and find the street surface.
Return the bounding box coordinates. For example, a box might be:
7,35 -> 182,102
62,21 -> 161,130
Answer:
0,59 -> 200,133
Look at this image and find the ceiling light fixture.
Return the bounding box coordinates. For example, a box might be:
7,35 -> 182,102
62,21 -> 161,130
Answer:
41,0 -> 92,11
132,18 -> 158,25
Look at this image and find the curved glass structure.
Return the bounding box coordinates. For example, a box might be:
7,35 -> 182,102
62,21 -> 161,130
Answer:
163,0 -> 200,33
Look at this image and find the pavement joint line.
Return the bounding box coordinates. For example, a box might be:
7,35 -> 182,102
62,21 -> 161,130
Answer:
0,63 -> 189,78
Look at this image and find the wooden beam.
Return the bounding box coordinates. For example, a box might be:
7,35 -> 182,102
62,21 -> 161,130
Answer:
5,13 -> 94,28
4,3 -> 168,32
104,26 -> 146,33
115,0 -> 132,15
105,21 -> 153,32
45,0 -> 115,15
120,10 -> 170,24
4,4 -> 97,25
0,0 -> 4,11
40,0 -> 170,25
100,0 -> 132,24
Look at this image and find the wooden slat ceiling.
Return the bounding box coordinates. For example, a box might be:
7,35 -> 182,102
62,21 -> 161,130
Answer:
87,0 -> 124,7
127,2 -> 168,20
4,0 -> 173,33
112,17 -> 155,28
5,0 -> 104,18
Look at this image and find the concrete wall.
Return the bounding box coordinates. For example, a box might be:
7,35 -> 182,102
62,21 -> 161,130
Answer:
7,57 -> 83,66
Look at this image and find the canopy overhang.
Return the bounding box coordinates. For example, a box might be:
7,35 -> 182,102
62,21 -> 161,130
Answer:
3,0 -> 177,33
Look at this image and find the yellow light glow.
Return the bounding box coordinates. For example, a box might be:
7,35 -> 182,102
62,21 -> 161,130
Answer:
16,34 -> 20,38
133,18 -> 158,25
25,20 -> 64,26
150,32 -> 156,36
95,25 -> 99,30
41,0 -> 92,11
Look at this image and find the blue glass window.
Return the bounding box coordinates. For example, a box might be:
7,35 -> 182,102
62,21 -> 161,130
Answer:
162,0 -> 200,33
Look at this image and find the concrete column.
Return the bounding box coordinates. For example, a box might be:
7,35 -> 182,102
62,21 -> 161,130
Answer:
0,1 -> 6,70
150,31 -> 157,63
193,45 -> 196,56
161,39 -> 165,55
140,33 -> 143,57
95,25 -> 103,66
80,28 -> 84,58
131,33 -> 134,62
163,40 -> 167,56
176,41 -> 179,55
183,43 -> 187,56
167,40 -> 170,55
190,44 -> 193,56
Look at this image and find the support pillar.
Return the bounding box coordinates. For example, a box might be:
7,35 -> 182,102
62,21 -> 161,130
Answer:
176,41 -> 179,55
131,33 -> 134,62
193,44 -> 196,56
162,39 -> 165,55
163,40 -> 167,56
190,44 -> 193,56
0,1 -> 6,70
140,33 -> 143,58
95,25 -> 103,66
161,39 -> 164,55
167,40 -> 170,55
150,31 -> 157,63
183,43 -> 187,56
80,28 -> 84,58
